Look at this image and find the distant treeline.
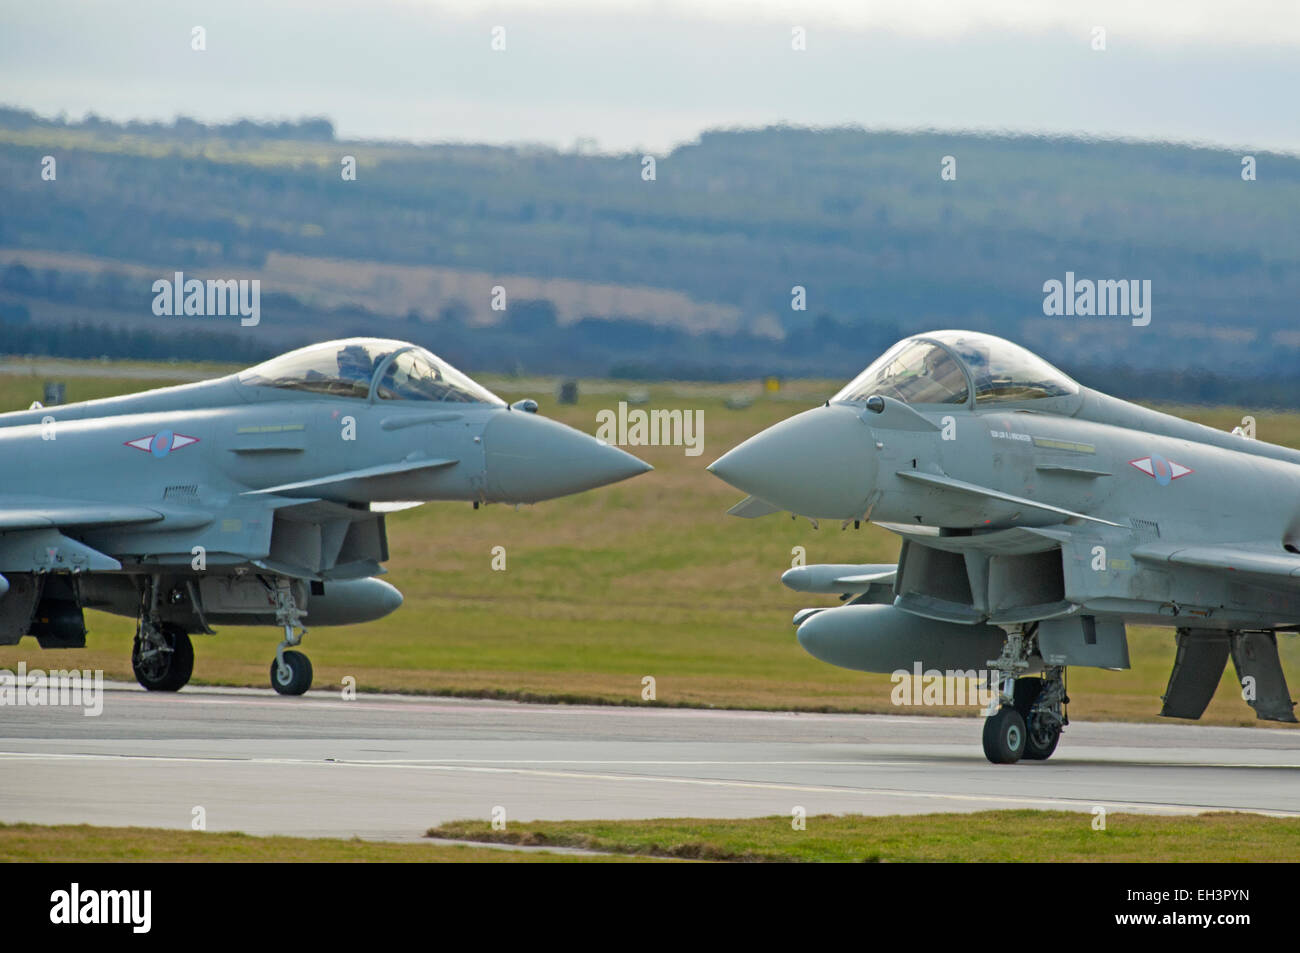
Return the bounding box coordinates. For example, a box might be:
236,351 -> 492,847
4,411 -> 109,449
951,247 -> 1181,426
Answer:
0,320 -> 277,365
0,270 -> 890,377
3,306 -> 1296,410
0,106 -> 334,141
2,108 -> 1300,404
5,261 -> 1300,406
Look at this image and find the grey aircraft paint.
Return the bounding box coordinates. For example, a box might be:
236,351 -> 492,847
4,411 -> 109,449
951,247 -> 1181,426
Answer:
0,338 -> 651,695
709,329 -> 1299,763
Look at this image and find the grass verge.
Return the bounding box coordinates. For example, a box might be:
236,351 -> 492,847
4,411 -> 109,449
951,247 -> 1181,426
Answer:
428,810 -> 1300,862
0,823 -> 652,862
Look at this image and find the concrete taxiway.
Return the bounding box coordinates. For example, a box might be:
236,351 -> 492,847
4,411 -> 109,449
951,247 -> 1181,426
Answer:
1,683 -> 1297,840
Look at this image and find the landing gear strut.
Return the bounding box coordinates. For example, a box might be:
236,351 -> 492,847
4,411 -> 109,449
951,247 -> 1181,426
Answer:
269,578 -> 312,695
982,625 -> 1067,764
132,575 -> 194,691
1019,667 -> 1066,761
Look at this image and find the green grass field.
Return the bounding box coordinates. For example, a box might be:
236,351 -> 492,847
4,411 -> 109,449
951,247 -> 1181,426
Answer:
0,362 -> 1297,725
0,823 -> 643,862
430,811 -> 1300,862
5,811 -> 1295,862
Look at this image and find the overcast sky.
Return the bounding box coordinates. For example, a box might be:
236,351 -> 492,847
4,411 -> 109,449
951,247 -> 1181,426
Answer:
4,0 -> 1299,154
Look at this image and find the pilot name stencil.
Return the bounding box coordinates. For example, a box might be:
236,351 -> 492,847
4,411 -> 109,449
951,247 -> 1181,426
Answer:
989,429 -> 1031,442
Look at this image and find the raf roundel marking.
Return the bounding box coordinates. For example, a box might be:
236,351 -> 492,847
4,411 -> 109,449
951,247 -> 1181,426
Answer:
125,431 -> 200,458
1129,454 -> 1193,486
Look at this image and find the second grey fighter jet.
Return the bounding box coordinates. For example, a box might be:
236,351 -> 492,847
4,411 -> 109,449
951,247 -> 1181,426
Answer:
710,330 -> 1298,763
0,338 -> 650,694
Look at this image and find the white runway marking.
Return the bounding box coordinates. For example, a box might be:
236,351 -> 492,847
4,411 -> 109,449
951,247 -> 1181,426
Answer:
2,688 -> 1297,838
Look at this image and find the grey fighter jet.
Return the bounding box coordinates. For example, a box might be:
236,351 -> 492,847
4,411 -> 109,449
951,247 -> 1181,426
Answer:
0,338 -> 650,694
709,330 -> 1298,763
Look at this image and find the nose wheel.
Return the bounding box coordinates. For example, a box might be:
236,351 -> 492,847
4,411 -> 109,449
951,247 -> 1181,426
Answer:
271,649 -> 313,695
268,578 -> 313,696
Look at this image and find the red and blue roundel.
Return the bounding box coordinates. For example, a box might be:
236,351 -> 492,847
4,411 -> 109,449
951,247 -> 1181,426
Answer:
1129,453 -> 1192,486
125,431 -> 200,458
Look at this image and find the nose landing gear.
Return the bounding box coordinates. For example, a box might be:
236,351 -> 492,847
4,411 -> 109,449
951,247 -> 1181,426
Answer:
269,578 -> 312,696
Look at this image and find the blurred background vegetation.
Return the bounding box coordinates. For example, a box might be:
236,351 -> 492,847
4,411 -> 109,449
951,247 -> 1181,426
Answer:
2,106 -> 1299,404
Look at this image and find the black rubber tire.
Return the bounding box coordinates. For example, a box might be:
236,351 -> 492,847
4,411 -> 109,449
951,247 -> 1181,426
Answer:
1024,716 -> 1062,761
132,626 -> 194,692
270,650 -> 313,696
982,706 -> 1026,764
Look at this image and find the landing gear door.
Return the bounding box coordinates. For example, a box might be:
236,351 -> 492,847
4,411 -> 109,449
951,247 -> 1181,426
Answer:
1037,615 -> 1129,670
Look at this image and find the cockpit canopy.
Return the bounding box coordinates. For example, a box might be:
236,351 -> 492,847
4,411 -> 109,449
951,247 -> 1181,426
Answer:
833,330 -> 1078,406
238,338 -> 505,405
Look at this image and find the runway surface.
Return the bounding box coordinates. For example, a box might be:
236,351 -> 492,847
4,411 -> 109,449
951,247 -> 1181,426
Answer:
1,683 -> 1298,840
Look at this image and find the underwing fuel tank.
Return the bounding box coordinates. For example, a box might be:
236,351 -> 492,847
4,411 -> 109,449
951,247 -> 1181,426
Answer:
303,578 -> 404,626
796,603 -> 1007,674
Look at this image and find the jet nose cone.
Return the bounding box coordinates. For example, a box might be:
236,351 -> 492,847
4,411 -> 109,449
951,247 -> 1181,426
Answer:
484,410 -> 652,502
707,404 -> 874,518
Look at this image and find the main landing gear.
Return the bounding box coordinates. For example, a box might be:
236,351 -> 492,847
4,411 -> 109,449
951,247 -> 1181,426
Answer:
132,575 -> 194,691
982,624 -> 1067,764
132,620 -> 194,691
269,578 -> 313,696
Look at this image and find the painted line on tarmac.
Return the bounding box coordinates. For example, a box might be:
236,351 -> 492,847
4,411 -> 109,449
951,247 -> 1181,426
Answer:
101,688 -> 944,724
4,745 -> 1296,769
331,756 -> 1300,769
2,750 -> 1296,817
91,683 -> 1300,739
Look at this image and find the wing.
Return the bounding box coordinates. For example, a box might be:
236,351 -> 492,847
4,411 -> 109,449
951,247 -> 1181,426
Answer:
895,470 -> 1121,527
243,458 -> 457,500
0,496 -> 216,572
0,497 -> 166,532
